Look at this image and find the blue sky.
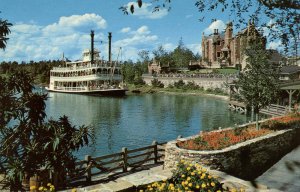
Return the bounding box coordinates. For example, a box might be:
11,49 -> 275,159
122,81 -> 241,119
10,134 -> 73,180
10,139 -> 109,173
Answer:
0,0 -> 280,62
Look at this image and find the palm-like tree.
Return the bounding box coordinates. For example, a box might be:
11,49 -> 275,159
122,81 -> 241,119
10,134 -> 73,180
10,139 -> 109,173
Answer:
0,19 -> 12,50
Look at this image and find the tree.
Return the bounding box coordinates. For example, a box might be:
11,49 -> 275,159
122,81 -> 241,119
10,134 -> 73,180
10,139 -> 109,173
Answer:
0,71 -> 93,190
237,42 -> 279,129
0,18 -> 12,50
170,38 -> 196,68
122,0 -> 299,54
152,45 -> 173,67
137,50 -> 150,73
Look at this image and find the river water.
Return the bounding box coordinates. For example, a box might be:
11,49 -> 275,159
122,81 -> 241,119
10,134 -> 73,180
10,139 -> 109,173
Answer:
45,92 -> 249,159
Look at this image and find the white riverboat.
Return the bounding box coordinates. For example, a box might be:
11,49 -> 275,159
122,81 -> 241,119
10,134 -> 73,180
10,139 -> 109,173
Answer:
46,31 -> 127,96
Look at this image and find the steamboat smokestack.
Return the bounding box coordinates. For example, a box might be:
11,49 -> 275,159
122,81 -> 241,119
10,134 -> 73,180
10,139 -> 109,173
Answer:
91,30 -> 94,64
108,32 -> 112,63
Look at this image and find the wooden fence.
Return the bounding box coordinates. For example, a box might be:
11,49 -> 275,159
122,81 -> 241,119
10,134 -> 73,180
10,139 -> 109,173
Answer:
260,104 -> 290,117
66,140 -> 166,185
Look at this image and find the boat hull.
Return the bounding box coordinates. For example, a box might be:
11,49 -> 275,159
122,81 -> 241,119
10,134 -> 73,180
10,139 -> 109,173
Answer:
46,88 -> 127,97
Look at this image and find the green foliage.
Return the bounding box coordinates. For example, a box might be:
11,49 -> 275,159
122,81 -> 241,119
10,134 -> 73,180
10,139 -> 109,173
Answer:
152,45 -> 173,67
0,60 -> 62,85
0,71 -> 93,190
133,76 -> 146,86
121,61 -> 146,84
193,137 -> 208,146
206,87 -> 226,95
237,42 -> 279,129
185,81 -> 200,90
213,68 -> 239,74
0,18 -> 12,50
151,78 -> 164,88
173,79 -> 185,89
170,38 -> 197,68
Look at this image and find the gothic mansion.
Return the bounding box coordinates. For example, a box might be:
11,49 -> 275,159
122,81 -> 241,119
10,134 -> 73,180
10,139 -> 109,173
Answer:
201,20 -> 266,69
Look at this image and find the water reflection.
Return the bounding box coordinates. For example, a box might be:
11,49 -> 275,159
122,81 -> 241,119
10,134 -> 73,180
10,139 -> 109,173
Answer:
45,93 -> 249,159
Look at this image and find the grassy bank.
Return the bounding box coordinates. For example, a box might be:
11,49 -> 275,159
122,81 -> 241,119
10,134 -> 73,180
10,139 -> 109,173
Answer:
126,84 -> 229,98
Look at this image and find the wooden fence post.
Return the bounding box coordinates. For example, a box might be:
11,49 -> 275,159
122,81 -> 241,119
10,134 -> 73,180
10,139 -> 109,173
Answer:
85,155 -> 92,183
122,147 -> 128,172
152,140 -> 158,164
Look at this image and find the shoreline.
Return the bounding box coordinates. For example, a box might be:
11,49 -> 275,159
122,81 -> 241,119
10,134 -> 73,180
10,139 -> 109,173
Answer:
127,87 -> 229,101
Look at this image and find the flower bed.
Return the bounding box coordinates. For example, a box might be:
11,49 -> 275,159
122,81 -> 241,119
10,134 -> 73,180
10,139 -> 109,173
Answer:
177,126 -> 273,151
164,114 -> 300,180
178,114 -> 300,151
139,160 -> 231,192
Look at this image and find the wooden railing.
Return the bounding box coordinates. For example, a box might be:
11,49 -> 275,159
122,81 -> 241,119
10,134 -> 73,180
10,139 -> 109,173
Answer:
260,104 -> 290,117
67,140 -> 166,185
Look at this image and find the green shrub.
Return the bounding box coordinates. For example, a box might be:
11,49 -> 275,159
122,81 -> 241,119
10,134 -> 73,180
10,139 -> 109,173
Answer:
151,78 -> 164,88
174,80 -> 185,89
185,81 -> 200,90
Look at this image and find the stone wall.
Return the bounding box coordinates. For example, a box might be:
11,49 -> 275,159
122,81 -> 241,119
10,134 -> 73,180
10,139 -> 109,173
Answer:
164,126 -> 300,180
142,76 -> 232,91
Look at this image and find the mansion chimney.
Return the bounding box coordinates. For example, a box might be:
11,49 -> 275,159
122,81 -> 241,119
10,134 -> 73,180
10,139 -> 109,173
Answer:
108,32 -> 112,63
90,30 -> 94,64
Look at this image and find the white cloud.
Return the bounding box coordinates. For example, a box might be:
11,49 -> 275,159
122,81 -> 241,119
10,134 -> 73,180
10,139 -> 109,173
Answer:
267,41 -> 282,50
127,2 -> 168,19
115,25 -> 157,47
186,43 -> 201,55
120,27 -> 131,33
261,19 -> 279,38
163,43 -> 176,52
43,13 -> 107,36
136,25 -> 150,34
203,20 -> 226,35
0,14 -> 107,62
112,26 -> 159,61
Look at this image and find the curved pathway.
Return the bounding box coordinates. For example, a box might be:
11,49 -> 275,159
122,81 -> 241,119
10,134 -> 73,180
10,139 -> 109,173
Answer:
255,145 -> 300,192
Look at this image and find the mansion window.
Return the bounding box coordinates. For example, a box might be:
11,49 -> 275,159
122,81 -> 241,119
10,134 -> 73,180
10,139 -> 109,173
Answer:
217,52 -> 221,58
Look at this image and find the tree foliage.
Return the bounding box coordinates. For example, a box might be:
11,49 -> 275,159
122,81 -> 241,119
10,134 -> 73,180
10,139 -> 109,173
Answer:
0,60 -> 62,84
0,18 -> 12,50
237,42 -> 279,129
122,0 -> 299,54
152,45 -> 173,67
0,71 -> 93,190
171,38 -> 196,68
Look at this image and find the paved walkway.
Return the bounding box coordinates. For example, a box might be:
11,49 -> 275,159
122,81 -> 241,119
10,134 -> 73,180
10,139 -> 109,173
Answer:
60,166 -> 277,192
256,145 -> 300,192
59,146 -> 300,192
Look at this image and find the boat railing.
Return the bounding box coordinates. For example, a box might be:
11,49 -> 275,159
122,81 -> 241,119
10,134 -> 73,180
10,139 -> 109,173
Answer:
52,61 -> 122,71
50,74 -> 122,79
53,85 -> 124,91
54,87 -> 88,91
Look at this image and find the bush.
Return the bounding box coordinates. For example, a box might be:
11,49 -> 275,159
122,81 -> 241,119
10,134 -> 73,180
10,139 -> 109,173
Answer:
140,160 -> 224,192
151,78 -> 164,88
185,81 -> 200,90
133,77 -> 146,86
174,80 -> 185,89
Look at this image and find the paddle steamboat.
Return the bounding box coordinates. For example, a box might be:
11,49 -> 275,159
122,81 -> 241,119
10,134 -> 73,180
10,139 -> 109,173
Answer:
46,31 -> 127,96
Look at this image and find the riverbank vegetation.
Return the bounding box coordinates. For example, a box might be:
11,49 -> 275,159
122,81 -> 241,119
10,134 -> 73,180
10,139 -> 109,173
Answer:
0,60 -> 62,85
177,113 -> 300,151
126,78 -> 228,96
